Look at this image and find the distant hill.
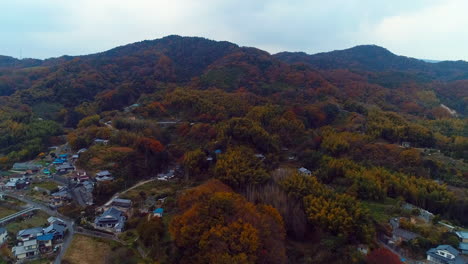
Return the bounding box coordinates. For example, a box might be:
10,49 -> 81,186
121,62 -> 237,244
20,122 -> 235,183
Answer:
274,45 -> 468,81
0,36 -> 466,115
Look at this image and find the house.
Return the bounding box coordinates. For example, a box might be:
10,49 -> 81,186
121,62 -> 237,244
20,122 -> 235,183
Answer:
401,141 -> 411,148
403,203 -> 434,222
112,198 -> 132,209
12,239 -> 38,260
0,227 -> 8,245
12,163 -> 42,172
393,228 -> 420,243
47,217 -> 65,225
153,208 -> 164,218
426,245 -> 468,264
94,139 -> 109,145
96,170 -> 114,182
77,148 -> 87,154
71,154 -> 79,160
390,217 -> 420,243
36,234 -> 53,253
96,170 -> 111,177
50,189 -> 71,208
254,154 -> 266,160
44,222 -> 66,240
94,207 -> 126,233
17,227 -> 43,242
455,231 -> 468,254
298,167 -> 312,176
52,158 -> 65,165
56,163 -> 75,174
357,244 -> 369,255
5,181 -> 17,189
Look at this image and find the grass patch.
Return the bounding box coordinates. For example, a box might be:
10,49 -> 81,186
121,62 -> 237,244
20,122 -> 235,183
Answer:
31,181 -> 59,191
361,197 -> 399,223
5,211 -> 49,234
0,207 -> 17,219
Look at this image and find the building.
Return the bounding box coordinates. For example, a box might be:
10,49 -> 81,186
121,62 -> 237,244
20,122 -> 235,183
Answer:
455,231 -> 468,254
56,163 -> 75,174
153,208 -> 164,218
44,222 -> 66,241
96,170 -> 114,182
401,141 -> 411,148
389,217 -> 420,244
94,139 -> 109,145
17,227 -> 43,242
12,239 -> 38,260
12,163 -> 42,172
94,207 -> 126,233
298,167 -> 312,176
112,198 -> 132,209
403,203 -> 434,222
47,217 -> 65,225
426,245 -> 468,264
52,158 -> 65,165
0,227 -> 7,245
37,234 -> 53,253
50,188 -> 71,208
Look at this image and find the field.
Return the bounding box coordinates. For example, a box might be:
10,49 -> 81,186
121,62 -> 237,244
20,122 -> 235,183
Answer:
120,180 -> 183,201
361,197 -> 399,223
63,235 -> 141,264
63,235 -> 112,264
5,211 -> 49,234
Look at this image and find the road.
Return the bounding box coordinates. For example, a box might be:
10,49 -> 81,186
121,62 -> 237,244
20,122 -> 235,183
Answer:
0,206 -> 39,225
101,178 -> 156,208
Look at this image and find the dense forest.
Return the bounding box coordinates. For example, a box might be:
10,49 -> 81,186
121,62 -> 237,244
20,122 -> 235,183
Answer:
0,35 -> 467,263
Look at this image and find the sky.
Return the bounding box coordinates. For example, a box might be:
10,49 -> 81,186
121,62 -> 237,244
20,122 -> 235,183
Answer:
1,0 -> 467,60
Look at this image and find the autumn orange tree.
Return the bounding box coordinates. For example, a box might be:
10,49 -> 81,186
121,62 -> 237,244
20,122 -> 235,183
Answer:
366,248 -> 402,264
170,179 -> 287,264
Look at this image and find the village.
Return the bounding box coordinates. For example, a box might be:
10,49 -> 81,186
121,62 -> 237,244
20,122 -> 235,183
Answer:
0,138 -> 466,264
0,140 -> 175,263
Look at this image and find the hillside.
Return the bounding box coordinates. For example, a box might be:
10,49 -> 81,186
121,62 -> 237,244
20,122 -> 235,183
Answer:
0,35 -> 467,264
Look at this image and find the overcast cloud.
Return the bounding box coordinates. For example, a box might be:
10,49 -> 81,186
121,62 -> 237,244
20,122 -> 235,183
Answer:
1,0 -> 466,60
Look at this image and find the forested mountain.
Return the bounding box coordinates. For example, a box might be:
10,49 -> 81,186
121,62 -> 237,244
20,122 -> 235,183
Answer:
0,35 -> 467,263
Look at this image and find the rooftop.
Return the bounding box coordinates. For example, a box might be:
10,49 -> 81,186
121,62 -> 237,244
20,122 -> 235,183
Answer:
18,227 -> 43,237
456,231 -> 468,239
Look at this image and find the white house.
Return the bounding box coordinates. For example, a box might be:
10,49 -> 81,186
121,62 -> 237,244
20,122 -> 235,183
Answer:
298,167 -> 312,176
0,228 -> 7,245
12,239 -> 38,260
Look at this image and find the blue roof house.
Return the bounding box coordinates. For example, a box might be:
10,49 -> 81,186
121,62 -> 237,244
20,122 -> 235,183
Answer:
456,231 -> 468,254
153,208 -> 164,218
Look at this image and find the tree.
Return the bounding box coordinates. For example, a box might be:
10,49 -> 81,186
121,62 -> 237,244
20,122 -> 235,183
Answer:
170,180 -> 287,264
183,149 -> 208,179
366,248 -> 402,264
215,147 -> 269,188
